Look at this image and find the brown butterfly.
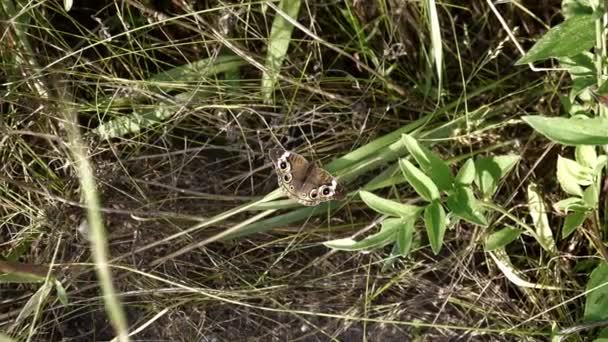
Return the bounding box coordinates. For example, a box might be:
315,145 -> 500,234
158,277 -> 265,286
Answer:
269,149 -> 345,206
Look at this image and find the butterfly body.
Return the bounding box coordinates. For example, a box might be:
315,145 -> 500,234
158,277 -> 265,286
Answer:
269,149 -> 344,206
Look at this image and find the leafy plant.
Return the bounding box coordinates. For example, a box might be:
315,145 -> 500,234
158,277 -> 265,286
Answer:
518,0 -> 608,337
325,134 -> 528,257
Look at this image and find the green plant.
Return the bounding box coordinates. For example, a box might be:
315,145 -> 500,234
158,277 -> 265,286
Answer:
517,0 -> 608,339
325,134 -> 538,260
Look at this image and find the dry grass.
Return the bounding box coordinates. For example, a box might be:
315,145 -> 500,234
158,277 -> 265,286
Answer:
0,0 -> 586,341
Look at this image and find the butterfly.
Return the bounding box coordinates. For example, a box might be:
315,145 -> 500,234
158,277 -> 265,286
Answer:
269,149 -> 345,206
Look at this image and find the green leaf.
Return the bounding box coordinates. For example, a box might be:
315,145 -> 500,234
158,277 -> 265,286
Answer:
428,0 -> 443,96
395,219 -> 415,256
527,183 -> 557,253
557,155 -> 593,196
554,197 -> 589,213
559,52 -> 597,99
583,184 -> 599,208
523,116 -> 608,145
484,227 -> 522,251
516,14 -> 597,65
424,200 -> 446,254
584,262 -> 608,322
576,145 -> 598,168
324,218 -> 403,251
359,191 -> 422,219
446,186 -> 488,226
562,210 -> 587,238
399,159 -> 440,201
455,159 -> 476,185
562,0 -> 594,19
474,155 -> 521,199
261,0 -> 302,102
559,155 -> 594,186
401,134 -> 454,191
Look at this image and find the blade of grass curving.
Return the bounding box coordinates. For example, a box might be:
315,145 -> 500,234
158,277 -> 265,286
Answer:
427,0 -> 443,98
221,201 -> 343,240
261,0 -> 302,102
63,105 -> 129,341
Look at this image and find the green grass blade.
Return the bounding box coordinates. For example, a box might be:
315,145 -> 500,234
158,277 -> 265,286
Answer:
261,0 -> 302,102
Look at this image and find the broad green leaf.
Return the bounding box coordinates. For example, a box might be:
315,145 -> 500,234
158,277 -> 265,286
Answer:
484,227 -> 522,251
474,155 -> 521,199
573,77 -> 596,98
576,145 -> 597,168
359,190 -> 422,219
455,158 -> 475,185
562,210 -> 587,238
261,0 -> 302,102
557,155 -> 593,196
562,51 -> 596,96
401,134 -> 454,191
523,116 -> 608,145
559,52 -> 595,79
424,200 -> 446,254
324,218 -> 403,251
554,197 -> 589,213
446,186 -> 488,226
584,262 -> 608,322
395,219 -> 415,256
558,156 -> 594,185
528,184 -> 557,253
562,0 -> 593,19
583,184 -> 599,208
516,14 -> 597,64
399,159 -> 440,201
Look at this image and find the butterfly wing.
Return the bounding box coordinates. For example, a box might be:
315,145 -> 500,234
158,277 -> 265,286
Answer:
270,149 -> 312,200
270,149 -> 344,206
303,168 -> 345,202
